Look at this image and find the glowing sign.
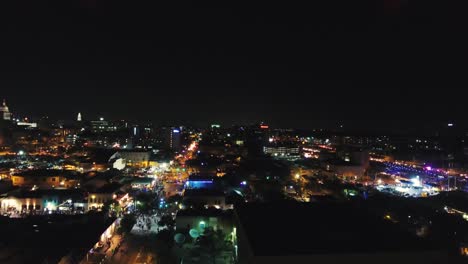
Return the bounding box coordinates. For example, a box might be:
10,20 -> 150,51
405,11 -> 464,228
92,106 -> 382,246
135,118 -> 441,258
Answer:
173,129 -> 180,133
260,125 -> 269,129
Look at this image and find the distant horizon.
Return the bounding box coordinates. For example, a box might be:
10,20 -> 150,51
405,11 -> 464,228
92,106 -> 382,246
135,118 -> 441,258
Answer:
1,99 -> 462,136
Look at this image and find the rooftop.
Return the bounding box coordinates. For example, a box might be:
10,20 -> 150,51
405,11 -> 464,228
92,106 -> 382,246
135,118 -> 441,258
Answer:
188,174 -> 216,181
13,169 -> 79,178
177,208 -> 232,218
235,202 -> 436,256
0,214 -> 114,263
130,177 -> 154,184
3,188 -> 85,199
93,183 -> 123,194
184,188 -> 225,197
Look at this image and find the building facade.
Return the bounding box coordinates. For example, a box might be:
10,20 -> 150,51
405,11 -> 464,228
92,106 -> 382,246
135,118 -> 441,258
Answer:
0,99 -> 12,121
11,170 -> 80,189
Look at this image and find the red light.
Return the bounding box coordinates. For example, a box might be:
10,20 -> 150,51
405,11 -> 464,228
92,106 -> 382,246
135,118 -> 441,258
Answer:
260,125 -> 269,129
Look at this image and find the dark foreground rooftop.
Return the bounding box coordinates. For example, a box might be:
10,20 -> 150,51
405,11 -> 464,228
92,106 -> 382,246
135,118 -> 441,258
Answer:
177,208 -> 232,218
184,188 -> 224,197
235,202 -> 438,257
0,214 -> 113,264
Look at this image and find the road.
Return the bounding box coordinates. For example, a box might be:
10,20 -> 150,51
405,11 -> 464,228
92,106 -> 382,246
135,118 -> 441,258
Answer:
108,140 -> 198,264
107,234 -> 157,264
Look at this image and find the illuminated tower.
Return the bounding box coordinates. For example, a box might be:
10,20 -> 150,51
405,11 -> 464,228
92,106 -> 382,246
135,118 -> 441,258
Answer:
0,99 -> 12,120
77,112 -> 82,122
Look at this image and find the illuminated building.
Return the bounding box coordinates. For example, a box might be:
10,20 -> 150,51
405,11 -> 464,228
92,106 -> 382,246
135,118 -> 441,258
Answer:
77,112 -> 82,122
170,128 -> 181,150
185,175 -> 215,189
263,145 -> 300,160
109,149 -> 151,168
461,243 -> 468,257
130,177 -> 155,190
16,121 -> 37,128
0,99 -> 12,121
87,183 -> 124,211
90,117 -> 117,132
161,127 -> 182,151
323,161 -> 367,179
0,189 -> 85,213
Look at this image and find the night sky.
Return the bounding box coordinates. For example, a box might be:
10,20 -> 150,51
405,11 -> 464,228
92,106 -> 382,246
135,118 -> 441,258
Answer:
0,0 -> 467,129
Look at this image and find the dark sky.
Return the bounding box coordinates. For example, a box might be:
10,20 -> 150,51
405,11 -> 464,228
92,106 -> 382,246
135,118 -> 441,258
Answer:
0,0 -> 467,129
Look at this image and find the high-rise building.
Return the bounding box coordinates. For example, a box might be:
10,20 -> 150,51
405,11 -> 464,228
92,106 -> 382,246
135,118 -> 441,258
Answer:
246,123 -> 269,157
0,99 -> 12,121
170,128 -> 181,151
77,112 -> 82,122
90,117 -> 117,132
161,127 -> 182,151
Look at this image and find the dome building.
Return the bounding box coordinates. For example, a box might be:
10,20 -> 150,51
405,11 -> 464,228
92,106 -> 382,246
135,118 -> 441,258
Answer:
0,99 -> 12,121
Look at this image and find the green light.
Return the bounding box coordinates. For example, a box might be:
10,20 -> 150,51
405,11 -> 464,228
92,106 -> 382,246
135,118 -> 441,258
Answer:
199,221 -> 206,229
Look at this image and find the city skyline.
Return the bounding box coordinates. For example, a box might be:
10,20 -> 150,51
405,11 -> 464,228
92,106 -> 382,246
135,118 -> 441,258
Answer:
1,1 -> 468,264
0,96 -> 464,133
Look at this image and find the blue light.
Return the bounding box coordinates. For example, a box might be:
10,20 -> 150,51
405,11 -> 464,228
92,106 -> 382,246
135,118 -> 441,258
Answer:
189,180 -> 213,184
173,129 -> 180,133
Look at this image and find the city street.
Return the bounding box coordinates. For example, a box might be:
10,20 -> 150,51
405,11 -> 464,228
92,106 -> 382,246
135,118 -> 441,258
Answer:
106,234 -> 157,264
131,213 -> 161,234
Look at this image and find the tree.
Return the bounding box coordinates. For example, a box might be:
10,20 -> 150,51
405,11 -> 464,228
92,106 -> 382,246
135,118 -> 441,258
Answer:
167,194 -> 183,205
196,227 -> 229,264
154,229 -> 177,264
102,200 -> 122,217
110,201 -> 122,216
119,213 -> 136,234
135,192 -> 156,215
158,214 -> 175,229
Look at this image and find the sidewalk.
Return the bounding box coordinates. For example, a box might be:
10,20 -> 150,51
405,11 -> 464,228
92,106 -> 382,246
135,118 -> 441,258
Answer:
105,235 -> 133,264
80,234 -> 123,264
104,234 -> 123,258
